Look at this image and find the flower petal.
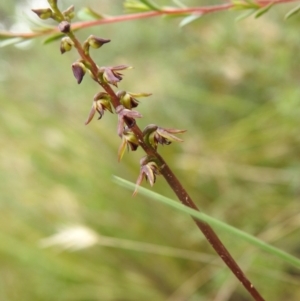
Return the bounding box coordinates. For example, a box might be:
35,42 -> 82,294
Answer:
133,172 -> 145,196
156,128 -> 184,142
111,65 -> 132,71
118,137 -> 127,162
85,105 -> 96,125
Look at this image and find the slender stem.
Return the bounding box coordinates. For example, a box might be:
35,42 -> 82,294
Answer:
157,161 -> 265,301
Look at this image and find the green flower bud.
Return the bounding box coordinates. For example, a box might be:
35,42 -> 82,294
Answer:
60,37 -> 73,54
88,35 -> 110,49
31,8 -> 53,20
142,125 -> 185,149
63,5 -> 75,21
117,91 -> 152,109
82,36 -> 110,55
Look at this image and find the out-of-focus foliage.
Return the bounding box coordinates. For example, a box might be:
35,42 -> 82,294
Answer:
0,1 -> 299,300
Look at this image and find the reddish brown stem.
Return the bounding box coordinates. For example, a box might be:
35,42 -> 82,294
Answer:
157,160 -> 264,301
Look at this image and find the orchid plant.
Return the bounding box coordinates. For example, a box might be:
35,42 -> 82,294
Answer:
3,1 -> 300,300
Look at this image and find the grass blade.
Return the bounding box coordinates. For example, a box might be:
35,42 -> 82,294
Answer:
114,176 -> 300,268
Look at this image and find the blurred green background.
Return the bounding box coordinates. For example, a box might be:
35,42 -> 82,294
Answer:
0,0 -> 300,300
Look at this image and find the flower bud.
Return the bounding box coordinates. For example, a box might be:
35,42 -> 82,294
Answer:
118,127 -> 139,161
72,61 -> 86,84
82,36 -> 110,55
58,21 -> 71,33
85,93 -> 113,125
32,8 -> 53,20
88,35 -> 110,49
60,37 -> 73,54
143,125 -> 185,149
101,67 -> 122,87
63,5 -> 75,21
99,65 -> 132,87
116,105 -> 142,137
133,157 -> 161,196
117,91 -> 151,109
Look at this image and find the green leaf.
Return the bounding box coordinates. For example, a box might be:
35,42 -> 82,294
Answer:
243,0 -> 257,5
231,0 -> 259,10
77,7 -> 106,21
124,0 -> 152,12
43,33 -> 65,45
172,0 -> 186,8
255,3 -> 274,18
139,0 -> 161,11
285,4 -> 300,20
179,14 -> 202,27
114,176 -> 300,269
235,9 -> 256,22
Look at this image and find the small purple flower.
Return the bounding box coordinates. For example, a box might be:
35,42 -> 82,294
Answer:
133,157 -> 160,196
117,91 -> 152,109
143,124 -> 186,150
118,127 -> 139,161
85,92 -> 113,125
116,105 -> 142,137
99,65 -> 132,87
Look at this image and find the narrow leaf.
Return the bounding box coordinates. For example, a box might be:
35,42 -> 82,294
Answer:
139,0 -> 161,11
243,0 -> 257,5
77,7 -> 106,21
179,14 -> 202,28
172,0 -> 186,8
114,176 -> 300,269
43,33 -> 65,45
124,0 -> 152,12
285,4 -> 300,20
235,9 -> 256,22
255,3 -> 274,18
